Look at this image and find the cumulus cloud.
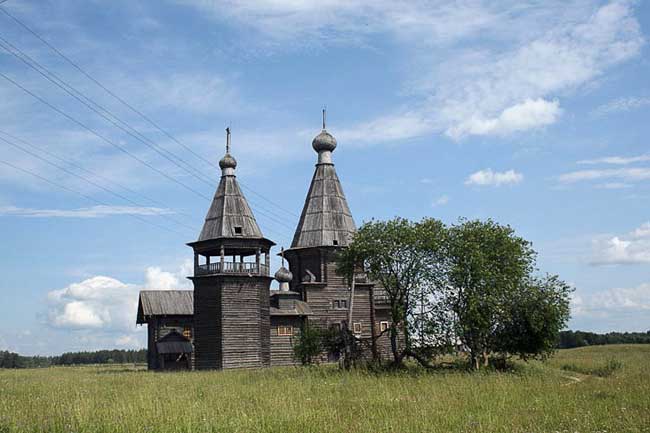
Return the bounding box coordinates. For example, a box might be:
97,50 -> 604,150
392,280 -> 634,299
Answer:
47,276 -> 137,330
446,99 -> 561,140
465,169 -> 523,187
591,222 -> 650,265
47,261 -> 192,332
0,205 -> 173,218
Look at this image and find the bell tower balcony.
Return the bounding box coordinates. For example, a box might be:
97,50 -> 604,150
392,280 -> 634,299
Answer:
188,238 -> 274,278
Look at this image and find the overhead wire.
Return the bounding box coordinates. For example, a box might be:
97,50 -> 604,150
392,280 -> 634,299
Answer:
0,134 -> 197,233
0,34 -> 297,235
0,4 -> 300,220
0,158 -> 189,237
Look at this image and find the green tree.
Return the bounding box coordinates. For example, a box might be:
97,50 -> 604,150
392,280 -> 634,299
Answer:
444,219 -> 572,369
496,274 -> 572,361
337,217 -> 447,367
293,322 -> 323,366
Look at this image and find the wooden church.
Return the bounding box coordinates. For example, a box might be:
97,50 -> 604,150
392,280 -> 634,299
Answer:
137,113 -> 392,370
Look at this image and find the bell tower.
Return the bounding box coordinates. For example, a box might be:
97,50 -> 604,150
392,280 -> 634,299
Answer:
188,128 -> 274,369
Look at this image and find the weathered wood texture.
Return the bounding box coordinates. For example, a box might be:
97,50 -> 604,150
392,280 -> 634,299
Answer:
192,275 -> 272,370
291,164 -> 356,249
143,316 -> 193,370
269,316 -> 303,366
198,173 -> 263,241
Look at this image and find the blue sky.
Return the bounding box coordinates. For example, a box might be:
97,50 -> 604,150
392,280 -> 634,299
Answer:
0,0 -> 649,355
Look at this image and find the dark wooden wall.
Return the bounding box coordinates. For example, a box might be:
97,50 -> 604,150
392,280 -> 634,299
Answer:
269,316 -> 303,366
192,275 -> 271,370
145,316 -> 193,370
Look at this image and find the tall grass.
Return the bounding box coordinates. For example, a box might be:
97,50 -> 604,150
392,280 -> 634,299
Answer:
0,345 -> 649,433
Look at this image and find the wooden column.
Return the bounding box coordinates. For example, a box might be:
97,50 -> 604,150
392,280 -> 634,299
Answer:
193,253 -> 199,275
264,250 -> 269,275
256,248 -> 261,274
220,246 -> 225,272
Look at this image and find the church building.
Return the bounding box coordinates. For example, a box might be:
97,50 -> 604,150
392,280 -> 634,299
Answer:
137,113 -> 392,370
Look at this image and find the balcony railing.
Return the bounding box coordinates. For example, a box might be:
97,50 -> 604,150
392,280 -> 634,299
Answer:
195,261 -> 269,276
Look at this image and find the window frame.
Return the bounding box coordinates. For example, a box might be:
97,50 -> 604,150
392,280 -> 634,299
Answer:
379,321 -> 389,332
353,322 -> 362,334
277,325 -> 293,336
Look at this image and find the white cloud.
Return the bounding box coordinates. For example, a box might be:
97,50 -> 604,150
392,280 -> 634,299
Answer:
571,283 -> 650,318
447,98 -> 561,140
577,154 -> 650,165
465,169 -> 523,187
558,167 -> 650,184
593,96 -> 650,116
591,222 -> 650,265
432,195 -> 449,207
332,0 -> 644,142
0,205 -> 173,218
47,261 -> 192,332
595,182 -> 633,189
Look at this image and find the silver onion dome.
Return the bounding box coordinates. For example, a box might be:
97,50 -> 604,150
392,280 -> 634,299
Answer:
274,266 -> 293,283
312,130 -> 337,153
219,153 -> 237,170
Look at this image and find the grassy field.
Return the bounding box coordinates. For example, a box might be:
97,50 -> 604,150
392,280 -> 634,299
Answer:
0,345 -> 648,433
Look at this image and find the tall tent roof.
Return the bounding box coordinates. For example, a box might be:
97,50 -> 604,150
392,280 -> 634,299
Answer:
197,128 -> 264,242
198,175 -> 263,241
290,116 -> 356,249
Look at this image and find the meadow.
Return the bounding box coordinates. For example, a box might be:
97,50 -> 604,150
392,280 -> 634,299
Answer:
0,345 -> 648,433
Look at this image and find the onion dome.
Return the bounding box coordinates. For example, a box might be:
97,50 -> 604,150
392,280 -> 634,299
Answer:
312,108 -> 337,154
312,129 -> 337,153
274,266 -> 293,283
219,153 -> 237,170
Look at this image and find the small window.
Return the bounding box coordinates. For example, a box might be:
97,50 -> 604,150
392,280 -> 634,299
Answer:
353,322 -> 362,334
341,300 -> 347,309
330,323 -> 341,332
333,240 -> 338,246
379,321 -> 389,332
234,226 -> 243,235
278,326 -> 293,336
183,327 -> 192,339
332,299 -> 348,309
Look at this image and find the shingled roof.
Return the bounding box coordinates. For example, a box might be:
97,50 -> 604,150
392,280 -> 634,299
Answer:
136,290 -> 193,324
290,158 -> 356,249
198,174 -> 263,241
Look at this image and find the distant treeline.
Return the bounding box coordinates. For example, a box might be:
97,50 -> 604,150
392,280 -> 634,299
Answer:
559,330 -> 650,349
0,349 -> 146,369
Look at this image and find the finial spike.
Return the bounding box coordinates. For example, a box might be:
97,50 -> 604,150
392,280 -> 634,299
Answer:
226,127 -> 231,154
322,108 -> 326,130
280,247 -> 285,266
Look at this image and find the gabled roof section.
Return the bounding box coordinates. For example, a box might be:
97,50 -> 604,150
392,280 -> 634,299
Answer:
137,290 -> 193,324
198,175 -> 263,241
156,330 -> 193,354
291,163 -> 356,248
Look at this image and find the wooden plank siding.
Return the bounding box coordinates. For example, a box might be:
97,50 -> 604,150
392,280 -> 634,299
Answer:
192,275 -> 272,370
270,316 -> 303,366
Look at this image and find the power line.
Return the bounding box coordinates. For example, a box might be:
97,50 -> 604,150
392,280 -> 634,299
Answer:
0,158 -> 188,237
0,134 -> 198,233
0,128 -> 196,221
0,13 -> 297,242
0,4 -> 300,220
0,34 -> 298,233
0,71 -> 214,201
0,35 -> 214,189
